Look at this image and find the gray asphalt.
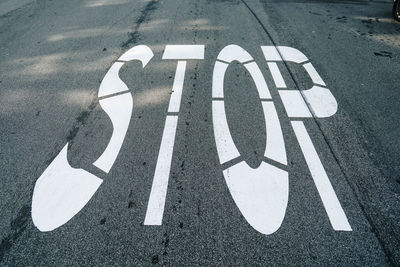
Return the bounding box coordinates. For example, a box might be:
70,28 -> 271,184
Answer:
0,0 -> 399,265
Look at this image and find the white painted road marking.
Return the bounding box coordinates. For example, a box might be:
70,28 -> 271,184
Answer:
279,86 -> 338,118
144,115 -> 178,225
144,45 -> 205,226
98,45 -> 154,97
32,145 -> 103,232
162,45 -> 205,60
260,46 -> 282,62
263,45 -> 350,231
263,46 -> 309,64
291,121 -> 352,231
212,45 -> 288,235
262,46 -> 338,119
32,45 -> 154,231
97,62 -> 128,97
278,90 -> 313,118
223,161 -> 288,235
301,86 -> 338,118
302,62 -> 326,87
212,61 -> 229,98
167,61 -> 187,113
212,100 -> 241,164
32,44 -> 351,235
217,44 -> 253,63
267,62 -> 287,88
243,62 -> 272,99
93,93 -> 133,173
262,101 -> 287,165
118,44 -> 154,64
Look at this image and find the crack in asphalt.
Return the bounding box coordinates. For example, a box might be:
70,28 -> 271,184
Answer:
121,0 -> 160,49
0,1 -> 163,262
0,206 -> 30,262
239,0 -> 397,264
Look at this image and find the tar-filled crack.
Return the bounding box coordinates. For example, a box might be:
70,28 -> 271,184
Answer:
1,169 -> 52,261
240,0 -> 398,264
374,51 -> 392,58
121,0 -> 160,49
0,205 -> 30,262
66,100 -> 98,145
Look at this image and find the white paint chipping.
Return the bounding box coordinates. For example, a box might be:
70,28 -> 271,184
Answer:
303,63 -> 326,86
93,93 -> 133,172
144,115 -> 179,225
212,100 -> 241,164
267,62 -> 287,88
167,61 -> 187,113
223,161 -> 288,235
262,102 -> 287,165
244,62 -> 272,99
32,144 -> 103,232
162,45 -> 205,60
291,121 -> 352,231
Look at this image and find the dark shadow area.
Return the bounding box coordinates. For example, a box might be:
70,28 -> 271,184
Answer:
224,62 -> 266,169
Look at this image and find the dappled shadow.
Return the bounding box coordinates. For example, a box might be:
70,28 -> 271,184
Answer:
0,0 -> 398,264
0,0 -> 206,261
0,0 -> 249,263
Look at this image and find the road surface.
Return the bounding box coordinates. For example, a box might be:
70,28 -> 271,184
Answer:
0,0 -> 399,265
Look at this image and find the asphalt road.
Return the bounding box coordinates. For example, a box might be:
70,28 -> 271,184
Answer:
0,0 -> 399,265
